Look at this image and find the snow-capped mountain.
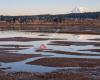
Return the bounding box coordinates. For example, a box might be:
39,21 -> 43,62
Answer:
71,7 -> 88,13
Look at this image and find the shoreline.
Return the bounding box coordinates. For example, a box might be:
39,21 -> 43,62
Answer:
0,29 -> 100,35
0,23 -> 100,34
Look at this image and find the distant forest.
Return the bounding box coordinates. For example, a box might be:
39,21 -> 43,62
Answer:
0,12 -> 100,23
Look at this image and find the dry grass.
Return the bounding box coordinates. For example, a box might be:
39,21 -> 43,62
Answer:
48,41 -> 100,46
80,49 -> 100,52
0,71 -> 92,80
0,37 -> 65,42
88,38 -> 100,41
27,58 -> 100,67
0,53 -> 41,63
41,50 -> 100,56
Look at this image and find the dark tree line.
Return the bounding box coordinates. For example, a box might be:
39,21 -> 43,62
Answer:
0,12 -> 100,23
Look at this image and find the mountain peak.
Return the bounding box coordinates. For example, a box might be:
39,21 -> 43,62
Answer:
71,7 -> 87,13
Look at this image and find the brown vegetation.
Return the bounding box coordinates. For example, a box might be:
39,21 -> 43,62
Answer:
40,50 -> 100,56
0,19 -> 100,34
80,49 -> 100,52
48,41 -> 100,46
88,38 -> 100,41
0,70 -> 93,80
0,45 -> 32,47
27,58 -> 100,67
0,37 -> 65,42
0,53 -> 41,63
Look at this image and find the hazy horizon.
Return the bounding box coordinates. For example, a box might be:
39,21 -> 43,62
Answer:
0,0 -> 100,16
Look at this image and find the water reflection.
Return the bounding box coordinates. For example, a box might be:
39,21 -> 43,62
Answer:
0,31 -> 100,72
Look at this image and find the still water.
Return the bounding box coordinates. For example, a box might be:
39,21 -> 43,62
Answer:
0,31 -> 100,72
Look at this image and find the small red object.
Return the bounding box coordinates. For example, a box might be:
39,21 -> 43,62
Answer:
39,44 -> 47,50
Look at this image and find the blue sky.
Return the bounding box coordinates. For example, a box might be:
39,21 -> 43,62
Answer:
0,0 -> 100,15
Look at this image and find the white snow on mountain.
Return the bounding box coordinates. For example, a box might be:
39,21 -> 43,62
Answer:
71,7 -> 88,13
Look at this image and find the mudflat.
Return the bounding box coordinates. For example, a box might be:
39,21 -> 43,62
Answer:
27,58 -> 100,67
